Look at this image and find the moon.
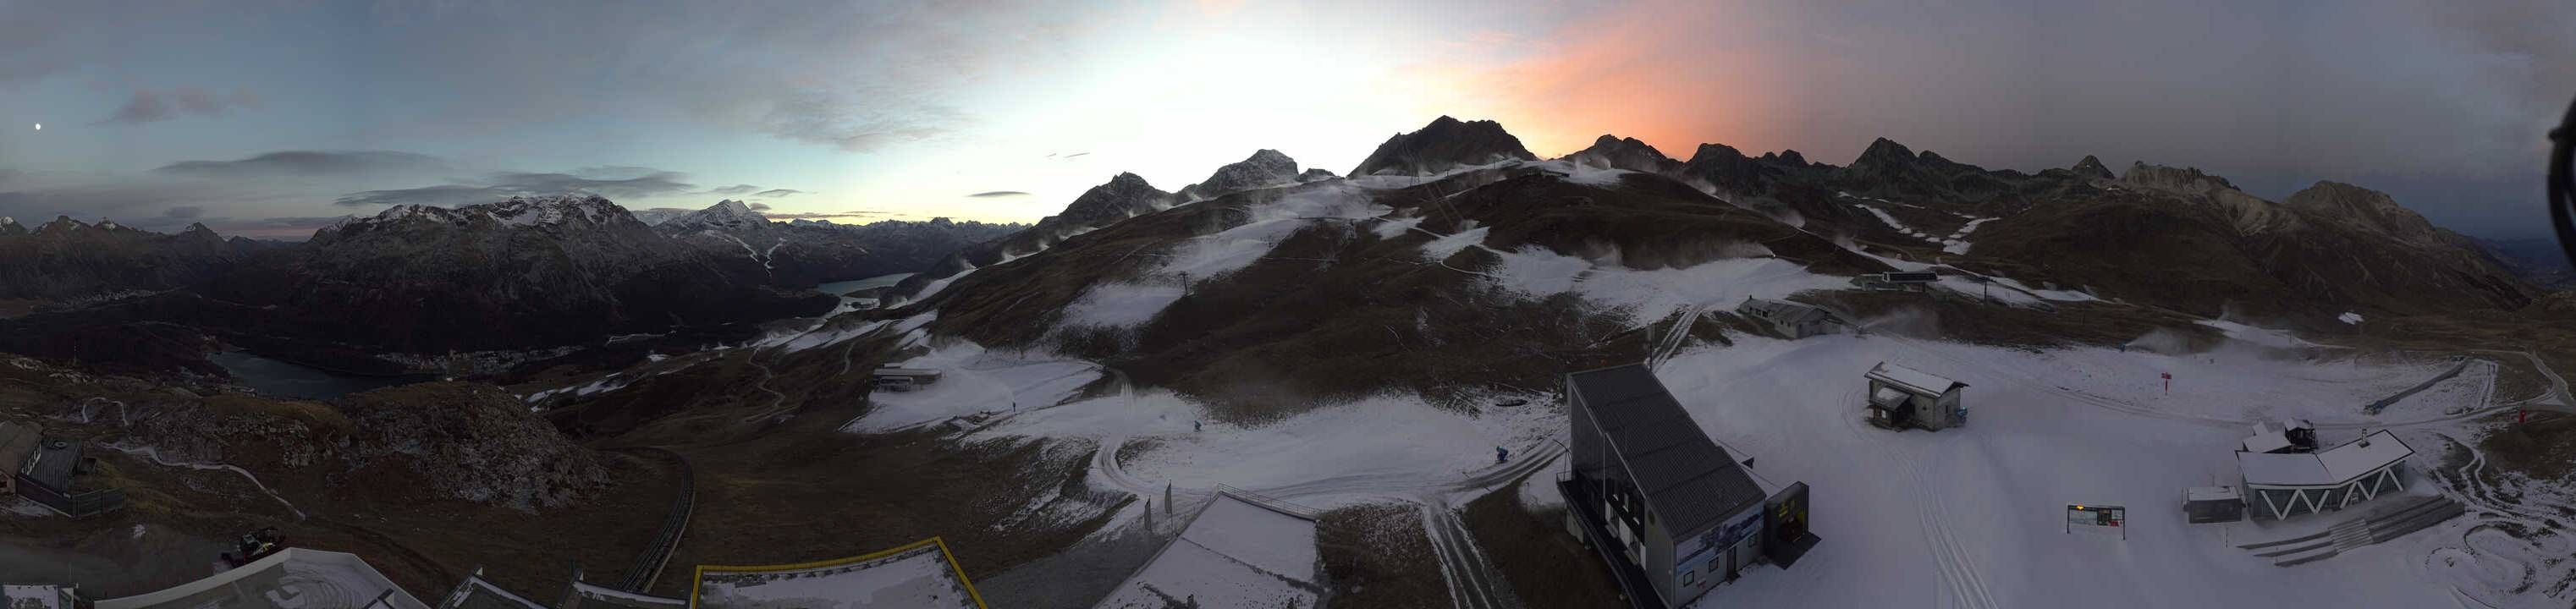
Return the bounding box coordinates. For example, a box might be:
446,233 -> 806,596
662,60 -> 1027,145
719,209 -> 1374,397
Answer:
30,123 -> 38,131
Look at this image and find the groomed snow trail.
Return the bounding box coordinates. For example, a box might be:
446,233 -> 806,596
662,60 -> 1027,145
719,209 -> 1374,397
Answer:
1423,497 -> 1519,609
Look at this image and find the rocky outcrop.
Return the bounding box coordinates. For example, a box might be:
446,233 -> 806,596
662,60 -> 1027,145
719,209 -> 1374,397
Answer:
1178,150 -> 1304,200
1349,116 -> 1538,177
339,382 -> 606,511
2071,156 -> 2113,180
1566,134 -> 1682,173
123,382 -> 607,512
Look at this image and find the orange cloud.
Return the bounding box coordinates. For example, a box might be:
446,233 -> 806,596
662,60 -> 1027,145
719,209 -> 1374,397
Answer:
1447,1 -> 1800,160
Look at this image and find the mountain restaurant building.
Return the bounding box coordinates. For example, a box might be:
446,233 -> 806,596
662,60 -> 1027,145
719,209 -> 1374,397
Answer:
1559,364 -> 1818,608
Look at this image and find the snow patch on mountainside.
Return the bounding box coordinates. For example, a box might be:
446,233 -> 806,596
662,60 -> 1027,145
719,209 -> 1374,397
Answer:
1421,222 -> 1489,260
1479,247 -> 1852,326
1057,184 -> 1387,330
2195,319 -> 2320,349
1063,282 -> 1186,328
845,341 -> 1102,432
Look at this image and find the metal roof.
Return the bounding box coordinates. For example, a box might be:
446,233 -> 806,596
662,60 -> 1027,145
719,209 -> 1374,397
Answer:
1567,364 -> 1767,538
1867,362 -> 1966,397
1739,298 -> 1835,326
22,437 -> 80,491
2237,431 -> 2413,488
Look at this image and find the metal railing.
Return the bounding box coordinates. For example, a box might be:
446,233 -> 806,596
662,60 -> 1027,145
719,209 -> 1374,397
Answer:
1212,484 -> 1322,520
15,475 -> 124,518
617,447 -> 696,592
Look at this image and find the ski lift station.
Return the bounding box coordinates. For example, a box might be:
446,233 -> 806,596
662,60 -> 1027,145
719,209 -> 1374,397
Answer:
2235,429 -> 2414,519
871,367 -> 944,392
1863,362 -> 1968,431
1735,297 -> 1846,339
1560,364 -> 1818,609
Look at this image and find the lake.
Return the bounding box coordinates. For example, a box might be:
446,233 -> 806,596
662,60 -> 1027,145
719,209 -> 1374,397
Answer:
207,351 -> 426,400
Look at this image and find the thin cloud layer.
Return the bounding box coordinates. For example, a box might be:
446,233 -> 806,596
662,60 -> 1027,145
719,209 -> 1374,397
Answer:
98,86 -> 263,125
153,151 -> 451,178
334,168 -> 699,207
754,189 -> 803,198
966,191 -> 1031,198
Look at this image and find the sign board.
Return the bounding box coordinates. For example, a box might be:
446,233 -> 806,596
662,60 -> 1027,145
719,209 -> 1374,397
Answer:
2066,504 -> 2127,540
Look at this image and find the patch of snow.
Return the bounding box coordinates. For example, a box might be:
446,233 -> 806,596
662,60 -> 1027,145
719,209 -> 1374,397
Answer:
1063,282 -> 1186,328
1369,215 -> 1424,239
1856,204 -> 1936,241
2,498 -> 50,518
1649,334 -> 2499,608
1480,247 -> 1854,326
695,542 -> 976,609
1420,223 -> 1489,260
1096,493 -> 1320,609
2339,312 -> 2365,325
1943,217 -> 1998,255
844,341 -> 1102,432
1521,158 -> 1633,186
979,390 -> 1556,509
1056,184 -> 1385,330
781,320 -> 889,352
2194,319 -> 2320,349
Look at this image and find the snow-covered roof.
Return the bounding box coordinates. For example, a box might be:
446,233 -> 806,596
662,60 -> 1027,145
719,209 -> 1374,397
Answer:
693,538 -> 981,609
1095,491 -> 1322,609
3,584 -> 69,609
2242,421 -> 2292,453
1867,362 -> 1966,397
1739,297 -> 1836,326
96,548 -> 431,609
2237,431 -> 2412,488
566,581 -> 684,609
2317,431 -> 2414,482
438,573 -> 548,609
2186,486 -> 2243,502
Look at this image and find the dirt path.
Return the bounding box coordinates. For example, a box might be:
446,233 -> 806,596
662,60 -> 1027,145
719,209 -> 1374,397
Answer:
2471,349 -> 2576,415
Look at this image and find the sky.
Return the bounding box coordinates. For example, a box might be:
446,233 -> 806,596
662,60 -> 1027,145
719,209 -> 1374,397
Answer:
0,0 -> 2568,239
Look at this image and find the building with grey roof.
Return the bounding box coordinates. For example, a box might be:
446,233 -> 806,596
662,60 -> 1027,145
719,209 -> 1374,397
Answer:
1736,297 -> 1845,338
1558,363 -> 1817,608
1864,361 -> 1968,431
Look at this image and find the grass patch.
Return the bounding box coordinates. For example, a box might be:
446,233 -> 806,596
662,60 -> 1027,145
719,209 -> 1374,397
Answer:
1317,503 -> 1445,609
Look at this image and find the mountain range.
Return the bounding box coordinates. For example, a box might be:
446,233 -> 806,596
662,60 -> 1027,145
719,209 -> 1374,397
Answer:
0,196 -> 1019,375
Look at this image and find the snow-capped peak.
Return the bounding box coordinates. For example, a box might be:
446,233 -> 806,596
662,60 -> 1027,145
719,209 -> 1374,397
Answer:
36,216 -> 88,234
336,195 -> 630,233
663,199 -> 770,231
